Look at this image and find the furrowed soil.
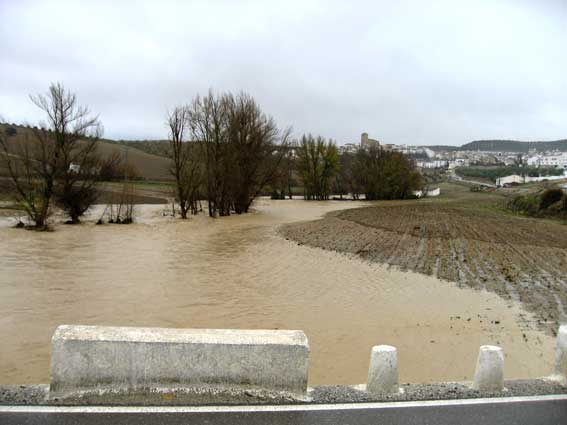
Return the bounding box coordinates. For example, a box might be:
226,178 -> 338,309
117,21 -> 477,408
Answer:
280,183 -> 567,334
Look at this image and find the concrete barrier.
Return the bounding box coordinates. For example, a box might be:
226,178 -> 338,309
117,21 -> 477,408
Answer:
367,345 -> 399,395
555,325 -> 567,378
473,345 -> 504,391
50,325 -> 309,398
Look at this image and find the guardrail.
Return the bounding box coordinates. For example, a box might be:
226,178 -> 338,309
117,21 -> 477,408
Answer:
43,323 -> 567,403
0,323 -> 566,423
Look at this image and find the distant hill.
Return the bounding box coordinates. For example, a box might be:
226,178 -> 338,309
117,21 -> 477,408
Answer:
424,145 -> 459,152
0,123 -> 172,181
460,139 -> 567,153
426,139 -> 567,153
105,139 -> 171,158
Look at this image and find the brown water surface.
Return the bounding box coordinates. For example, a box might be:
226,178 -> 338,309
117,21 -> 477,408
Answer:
0,199 -> 554,385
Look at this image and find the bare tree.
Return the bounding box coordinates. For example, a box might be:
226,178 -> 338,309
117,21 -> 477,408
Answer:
98,151 -> 123,181
35,84 -> 102,224
101,180 -> 136,224
167,106 -> 202,219
0,130 -> 46,224
284,142 -> 296,199
226,92 -> 291,213
187,90 -> 290,216
270,143 -> 296,200
0,83 -> 101,228
187,91 -> 230,217
333,151 -> 359,199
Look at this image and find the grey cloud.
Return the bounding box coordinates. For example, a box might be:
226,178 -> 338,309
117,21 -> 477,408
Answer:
1,0 -> 566,145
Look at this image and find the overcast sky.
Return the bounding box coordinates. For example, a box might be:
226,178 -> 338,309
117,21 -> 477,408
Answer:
1,0 -> 566,145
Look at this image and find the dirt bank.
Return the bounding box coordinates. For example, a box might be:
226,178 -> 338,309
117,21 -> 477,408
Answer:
280,201 -> 567,335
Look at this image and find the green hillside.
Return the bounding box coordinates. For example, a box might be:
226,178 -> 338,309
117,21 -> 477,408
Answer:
105,139 -> 171,158
0,123 -> 172,181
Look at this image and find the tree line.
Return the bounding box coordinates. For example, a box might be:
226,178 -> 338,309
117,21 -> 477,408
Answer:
270,137 -> 423,201
167,91 -> 290,218
168,123 -> 423,215
1,82 -> 424,229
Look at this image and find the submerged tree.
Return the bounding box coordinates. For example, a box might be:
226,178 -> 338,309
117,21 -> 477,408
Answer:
187,90 -> 289,216
187,92 -> 228,217
226,92 -> 291,213
296,134 -> 339,200
333,150 -> 361,199
96,158 -> 140,225
270,143 -> 297,200
167,106 -> 202,219
0,83 -> 102,228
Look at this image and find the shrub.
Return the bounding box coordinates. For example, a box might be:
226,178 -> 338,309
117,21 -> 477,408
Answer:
456,166 -> 563,182
561,195 -> 567,213
539,188 -> 564,210
508,194 -> 539,216
352,146 -> 423,200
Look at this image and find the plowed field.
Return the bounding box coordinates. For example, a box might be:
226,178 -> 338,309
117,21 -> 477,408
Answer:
281,184 -> 567,334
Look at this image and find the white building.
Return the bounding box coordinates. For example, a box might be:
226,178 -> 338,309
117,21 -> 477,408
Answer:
540,153 -> 567,169
526,155 -> 542,167
496,174 -> 524,187
448,158 -> 469,169
417,160 -> 448,169
526,152 -> 567,169
496,170 -> 567,187
413,187 -> 441,198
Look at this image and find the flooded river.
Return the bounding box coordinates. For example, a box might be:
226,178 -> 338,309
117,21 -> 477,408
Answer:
0,199 -> 555,385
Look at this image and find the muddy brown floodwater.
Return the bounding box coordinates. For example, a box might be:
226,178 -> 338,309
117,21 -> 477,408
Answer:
0,199 -> 556,386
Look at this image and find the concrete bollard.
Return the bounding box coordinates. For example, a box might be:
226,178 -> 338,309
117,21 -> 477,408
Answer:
367,345 -> 399,395
555,325 -> 567,377
50,325 -> 309,398
473,345 -> 504,391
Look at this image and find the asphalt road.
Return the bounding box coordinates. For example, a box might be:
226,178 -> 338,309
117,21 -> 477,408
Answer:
1,396 -> 566,425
